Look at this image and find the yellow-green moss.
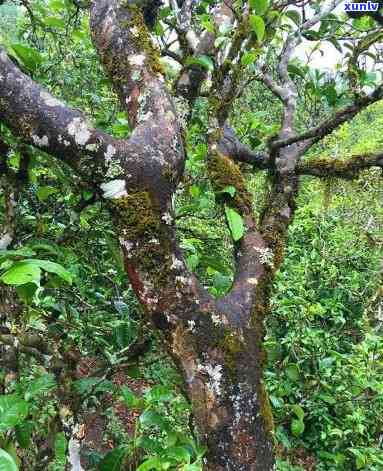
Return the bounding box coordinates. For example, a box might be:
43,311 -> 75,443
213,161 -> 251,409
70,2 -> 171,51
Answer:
111,190 -> 159,240
208,151 -> 253,213
125,5 -> 165,75
220,331 -> 245,377
258,381 -> 275,437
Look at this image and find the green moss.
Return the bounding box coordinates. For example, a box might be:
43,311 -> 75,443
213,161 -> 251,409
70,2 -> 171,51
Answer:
125,5 -> 164,75
111,190 -> 174,288
220,330 -> 245,377
208,151 -> 253,213
111,190 -> 159,240
258,381 -> 275,437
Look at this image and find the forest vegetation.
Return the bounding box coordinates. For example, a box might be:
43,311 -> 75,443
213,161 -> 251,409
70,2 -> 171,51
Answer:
0,0 -> 382,470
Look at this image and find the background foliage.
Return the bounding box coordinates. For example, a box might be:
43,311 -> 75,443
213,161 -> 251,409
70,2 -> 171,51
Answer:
0,1 -> 382,470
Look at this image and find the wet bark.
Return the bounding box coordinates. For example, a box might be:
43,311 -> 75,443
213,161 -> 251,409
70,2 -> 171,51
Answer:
1,0 -> 382,469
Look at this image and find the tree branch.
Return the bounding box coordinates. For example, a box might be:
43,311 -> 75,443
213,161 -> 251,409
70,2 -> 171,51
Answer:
271,85 -> 383,150
298,152 -> 383,179
0,48 -> 115,181
219,124 -> 270,168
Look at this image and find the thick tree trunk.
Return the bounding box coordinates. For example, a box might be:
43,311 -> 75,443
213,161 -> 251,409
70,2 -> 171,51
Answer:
115,203 -> 276,468
173,319 -> 275,470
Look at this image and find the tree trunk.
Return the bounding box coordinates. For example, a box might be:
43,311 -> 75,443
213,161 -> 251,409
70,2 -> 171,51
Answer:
171,316 -> 275,470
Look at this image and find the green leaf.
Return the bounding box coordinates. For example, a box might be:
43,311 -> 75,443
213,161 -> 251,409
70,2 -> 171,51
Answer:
241,51 -> 258,66
98,447 -> 128,471
9,44 -> 43,72
249,15 -> 265,42
136,457 -> 162,471
183,465 -> 203,471
74,378 -> 114,395
44,17 -> 65,28
121,386 -> 142,409
24,374 -> 56,401
145,385 -> 173,403
249,0 -> 269,16
291,418 -> 305,437
285,364 -> 300,382
224,206 -> 245,242
319,393 -> 336,405
291,404 -> 305,421
164,446 -> 192,463
186,55 -> 214,71
0,449 -> 18,471
0,261 -> 41,286
139,410 -> 167,431
218,185 -> 236,197
28,259 -> 72,285
15,283 -> 38,304
15,421 -> 34,449
0,394 -> 29,433
36,186 -> 58,202
287,63 -> 306,79
285,9 -> 301,26
0,248 -> 36,260
54,432 -> 67,465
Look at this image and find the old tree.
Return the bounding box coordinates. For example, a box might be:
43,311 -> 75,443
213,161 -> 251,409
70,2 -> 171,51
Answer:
1,0 -> 383,469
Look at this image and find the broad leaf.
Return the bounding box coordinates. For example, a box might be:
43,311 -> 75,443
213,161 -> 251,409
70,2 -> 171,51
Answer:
24,374 -> 56,401
139,410 -> 167,430
224,206 -> 245,242
0,261 -> 41,286
291,404 -> 305,421
285,9 -> 301,26
36,186 -> 58,202
9,44 -> 43,72
249,0 -> 269,16
285,363 -> 300,382
28,260 -> 72,284
241,51 -> 258,66
0,394 -> 29,433
136,457 -> 162,471
291,418 -> 305,437
99,447 -> 128,471
15,421 -> 34,449
249,15 -> 265,42
186,55 -> 214,71
0,449 -> 18,471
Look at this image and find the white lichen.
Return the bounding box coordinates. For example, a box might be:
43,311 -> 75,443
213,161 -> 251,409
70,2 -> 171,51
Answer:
86,143 -> 99,152
40,90 -> 63,107
254,247 -> 274,267
171,255 -> 183,271
248,277 -> 258,285
105,144 -> 116,163
130,26 -> 140,36
161,212 -> 173,225
187,320 -> 196,332
100,179 -> 127,199
119,238 -> 134,253
198,363 -> 223,396
0,233 -> 13,250
211,314 -> 221,325
173,96 -> 189,130
129,54 -> 146,67
32,134 -> 49,147
67,117 -> 91,146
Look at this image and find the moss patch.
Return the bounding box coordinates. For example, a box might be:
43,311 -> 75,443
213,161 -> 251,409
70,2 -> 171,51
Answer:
258,381 -> 275,437
124,5 -> 164,75
111,190 -> 160,240
208,151 -> 253,213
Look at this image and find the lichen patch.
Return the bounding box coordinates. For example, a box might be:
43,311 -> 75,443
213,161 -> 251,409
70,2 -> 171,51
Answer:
67,118 -> 91,146
100,179 -> 127,199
